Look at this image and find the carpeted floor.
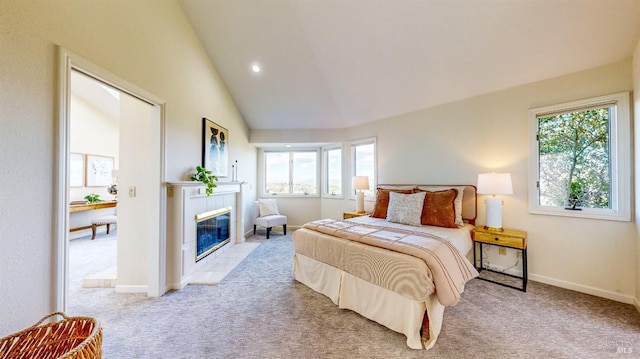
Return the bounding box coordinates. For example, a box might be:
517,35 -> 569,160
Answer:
67,233 -> 640,358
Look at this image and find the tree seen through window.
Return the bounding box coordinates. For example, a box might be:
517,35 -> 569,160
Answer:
537,107 -> 611,209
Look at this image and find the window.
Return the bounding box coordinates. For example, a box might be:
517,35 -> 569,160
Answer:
264,150 -> 318,196
351,139 -> 376,198
528,92 -> 630,221
323,147 -> 342,197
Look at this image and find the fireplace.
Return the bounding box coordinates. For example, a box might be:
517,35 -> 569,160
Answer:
195,207 -> 231,262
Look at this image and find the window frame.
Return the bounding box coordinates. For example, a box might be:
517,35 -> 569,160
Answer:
350,138 -> 377,200
322,145 -> 343,199
528,92 -> 630,221
261,148 -> 320,198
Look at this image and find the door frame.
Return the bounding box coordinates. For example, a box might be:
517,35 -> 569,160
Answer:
55,47 -> 167,311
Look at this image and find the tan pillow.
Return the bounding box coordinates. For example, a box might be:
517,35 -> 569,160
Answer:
416,189 -> 458,228
371,188 -> 414,219
418,186 -> 465,227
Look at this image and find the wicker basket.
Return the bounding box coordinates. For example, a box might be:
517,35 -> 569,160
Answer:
0,312 -> 102,359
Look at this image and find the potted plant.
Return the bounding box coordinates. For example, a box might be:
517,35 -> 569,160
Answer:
191,165 -> 218,196
84,193 -> 103,203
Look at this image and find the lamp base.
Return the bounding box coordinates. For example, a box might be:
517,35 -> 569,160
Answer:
356,191 -> 365,213
485,196 -> 504,231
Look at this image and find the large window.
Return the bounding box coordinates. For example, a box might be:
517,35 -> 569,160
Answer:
323,147 -> 342,197
264,150 -> 318,196
351,139 -> 376,198
528,93 -> 630,221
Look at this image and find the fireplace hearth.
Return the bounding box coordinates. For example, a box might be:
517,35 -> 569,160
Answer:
195,207 -> 231,262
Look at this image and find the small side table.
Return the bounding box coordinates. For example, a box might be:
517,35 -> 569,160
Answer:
472,226 -> 528,292
343,211 -> 369,219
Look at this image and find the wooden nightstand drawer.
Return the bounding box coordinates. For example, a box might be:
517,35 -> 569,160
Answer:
343,211 -> 369,219
474,231 -> 526,249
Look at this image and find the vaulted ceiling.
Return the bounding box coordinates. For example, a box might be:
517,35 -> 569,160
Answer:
179,0 -> 640,130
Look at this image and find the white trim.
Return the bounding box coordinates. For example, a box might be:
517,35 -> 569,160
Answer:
529,273 -> 635,304
321,145 -> 344,199
114,285 -> 149,293
56,47 -> 167,311
260,148 -> 320,197
350,137 -> 377,200
528,92 -> 631,221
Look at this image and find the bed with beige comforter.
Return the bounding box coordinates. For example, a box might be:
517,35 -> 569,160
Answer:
292,185 -> 478,350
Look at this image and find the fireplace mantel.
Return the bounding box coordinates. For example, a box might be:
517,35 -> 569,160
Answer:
166,181 -> 248,289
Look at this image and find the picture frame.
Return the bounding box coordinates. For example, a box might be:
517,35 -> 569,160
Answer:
202,117 -> 229,177
70,152 -> 85,187
85,154 -> 114,187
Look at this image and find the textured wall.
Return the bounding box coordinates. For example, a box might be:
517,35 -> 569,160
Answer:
343,60 -> 636,303
0,0 -> 257,335
633,39 -> 640,310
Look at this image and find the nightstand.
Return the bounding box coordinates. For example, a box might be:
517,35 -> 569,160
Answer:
343,211 -> 369,219
472,226 -> 528,292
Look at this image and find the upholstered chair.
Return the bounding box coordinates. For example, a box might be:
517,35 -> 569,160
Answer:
253,199 -> 287,239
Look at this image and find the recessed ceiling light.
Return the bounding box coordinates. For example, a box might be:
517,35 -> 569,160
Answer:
251,64 -> 261,73
285,144 -> 292,148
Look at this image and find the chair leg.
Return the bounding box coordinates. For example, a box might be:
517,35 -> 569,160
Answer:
283,224 -> 287,235
91,224 -> 97,240
254,225 -> 256,235
106,224 -> 111,235
267,227 -> 271,239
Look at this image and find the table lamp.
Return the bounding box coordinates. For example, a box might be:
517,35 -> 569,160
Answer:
477,172 -> 513,231
353,176 -> 370,213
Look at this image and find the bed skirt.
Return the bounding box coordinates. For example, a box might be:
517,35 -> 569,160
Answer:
293,253 -> 445,350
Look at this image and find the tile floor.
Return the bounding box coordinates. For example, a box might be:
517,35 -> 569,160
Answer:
69,230 -> 260,293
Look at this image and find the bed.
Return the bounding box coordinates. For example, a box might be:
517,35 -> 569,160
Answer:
292,185 -> 479,350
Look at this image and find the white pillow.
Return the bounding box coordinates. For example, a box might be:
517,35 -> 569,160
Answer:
386,191 -> 426,227
418,186 -> 465,227
258,199 -> 280,216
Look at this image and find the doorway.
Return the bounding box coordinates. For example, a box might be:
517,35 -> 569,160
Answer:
67,70 -> 121,306
56,48 -> 167,312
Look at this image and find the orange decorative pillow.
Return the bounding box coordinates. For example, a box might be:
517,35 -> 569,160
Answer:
416,189 -> 458,228
371,188 -> 414,219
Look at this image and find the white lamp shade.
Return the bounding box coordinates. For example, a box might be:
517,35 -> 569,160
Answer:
477,173 -> 513,195
352,176 -> 370,190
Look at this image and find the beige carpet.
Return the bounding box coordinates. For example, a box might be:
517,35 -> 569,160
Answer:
67,233 -> 640,358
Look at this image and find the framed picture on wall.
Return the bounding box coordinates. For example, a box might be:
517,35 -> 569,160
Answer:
202,117 -> 229,177
70,152 -> 85,187
86,154 -> 114,187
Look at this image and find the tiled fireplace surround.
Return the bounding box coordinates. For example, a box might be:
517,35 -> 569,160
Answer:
167,181 -> 248,290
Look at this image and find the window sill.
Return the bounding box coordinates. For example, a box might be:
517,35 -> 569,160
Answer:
260,194 -> 320,199
528,207 -> 630,222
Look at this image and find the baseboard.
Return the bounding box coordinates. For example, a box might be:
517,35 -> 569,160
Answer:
529,273 -> 635,305
114,284 -> 148,293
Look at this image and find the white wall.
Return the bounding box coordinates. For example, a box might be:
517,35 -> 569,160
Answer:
346,60 -> 636,303
633,39 -> 640,311
253,60 -> 637,304
0,0 -> 256,336
116,93 -> 158,289
69,94 -> 119,201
